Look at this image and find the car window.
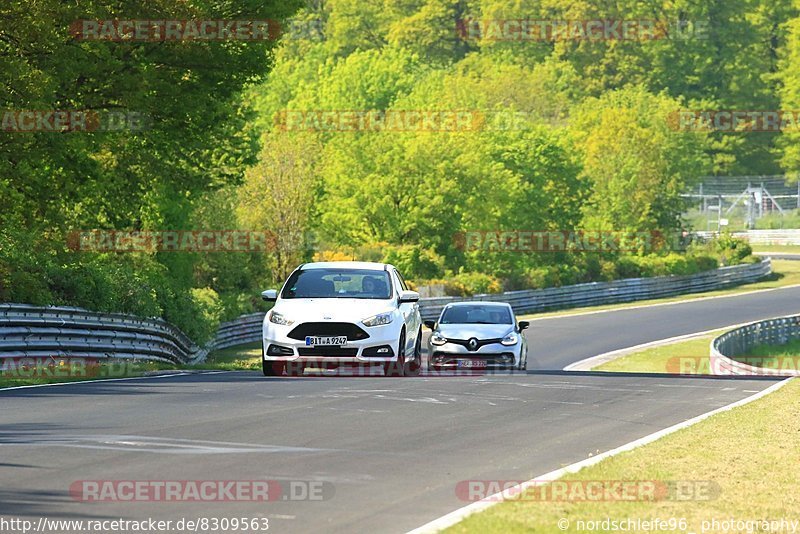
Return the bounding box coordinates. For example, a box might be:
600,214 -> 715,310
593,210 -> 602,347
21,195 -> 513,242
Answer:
440,305 -> 513,325
394,269 -> 409,291
281,269 -> 392,299
391,270 -> 405,294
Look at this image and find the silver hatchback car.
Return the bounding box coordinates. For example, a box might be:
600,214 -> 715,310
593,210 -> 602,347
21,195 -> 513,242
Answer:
424,302 -> 529,372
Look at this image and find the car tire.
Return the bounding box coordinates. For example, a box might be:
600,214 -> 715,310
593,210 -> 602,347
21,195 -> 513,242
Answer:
262,359 -> 286,376
384,330 -> 406,377
404,330 -> 422,377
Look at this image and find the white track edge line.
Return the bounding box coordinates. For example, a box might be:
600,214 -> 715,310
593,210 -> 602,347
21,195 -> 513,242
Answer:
407,377 -> 793,534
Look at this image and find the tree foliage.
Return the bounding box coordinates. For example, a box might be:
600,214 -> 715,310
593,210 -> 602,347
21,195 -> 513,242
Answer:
1,0 -> 302,337
4,0 -> 796,330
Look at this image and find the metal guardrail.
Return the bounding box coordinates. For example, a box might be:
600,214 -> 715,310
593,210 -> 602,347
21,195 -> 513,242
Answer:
0,305 -> 271,364
417,260 -> 771,320
710,314 -> 800,376
0,260 -> 772,362
212,313 -> 265,351
0,303 -> 209,364
694,229 -> 800,245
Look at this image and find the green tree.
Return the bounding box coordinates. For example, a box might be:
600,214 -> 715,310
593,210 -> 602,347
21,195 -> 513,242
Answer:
0,0 -> 303,336
778,0 -> 800,179
570,87 -> 712,233
238,133 -> 321,282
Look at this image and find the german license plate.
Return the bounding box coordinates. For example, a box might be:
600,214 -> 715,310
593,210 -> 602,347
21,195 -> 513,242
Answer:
458,359 -> 487,369
305,336 -> 347,347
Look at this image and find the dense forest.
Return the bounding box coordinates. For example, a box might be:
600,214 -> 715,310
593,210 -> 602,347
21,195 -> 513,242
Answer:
2,0 -> 797,340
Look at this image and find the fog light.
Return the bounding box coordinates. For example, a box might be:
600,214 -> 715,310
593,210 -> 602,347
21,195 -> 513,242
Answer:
362,345 -> 395,357
267,344 -> 294,356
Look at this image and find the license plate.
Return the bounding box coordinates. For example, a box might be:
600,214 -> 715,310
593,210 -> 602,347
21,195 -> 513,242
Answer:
458,360 -> 487,369
305,336 -> 347,347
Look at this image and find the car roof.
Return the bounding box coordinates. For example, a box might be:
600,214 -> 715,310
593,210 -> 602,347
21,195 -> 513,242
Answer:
300,261 -> 390,271
445,301 -> 512,308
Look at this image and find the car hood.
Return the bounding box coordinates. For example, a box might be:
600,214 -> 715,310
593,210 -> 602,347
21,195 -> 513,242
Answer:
274,298 -> 396,322
437,324 -> 514,340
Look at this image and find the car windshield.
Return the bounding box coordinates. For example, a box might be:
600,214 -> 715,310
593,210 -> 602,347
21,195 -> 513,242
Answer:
281,269 -> 392,299
440,305 -> 513,325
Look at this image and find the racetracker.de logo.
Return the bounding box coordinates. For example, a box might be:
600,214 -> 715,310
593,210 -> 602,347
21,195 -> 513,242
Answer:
0,358 -> 135,378
455,19 -> 709,41
273,110 -> 541,132
668,356 -> 800,375
454,231 -> 689,253
67,230 -> 279,253
669,111 -> 800,133
1,110 -> 149,133
69,480 -> 334,502
69,20 -> 282,41
456,480 -> 720,502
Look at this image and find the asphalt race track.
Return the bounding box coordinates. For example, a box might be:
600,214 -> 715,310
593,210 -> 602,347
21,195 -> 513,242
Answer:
2,286 -> 799,533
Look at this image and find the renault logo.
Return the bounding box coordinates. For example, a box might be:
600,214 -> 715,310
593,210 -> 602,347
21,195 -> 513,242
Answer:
468,338 -> 479,351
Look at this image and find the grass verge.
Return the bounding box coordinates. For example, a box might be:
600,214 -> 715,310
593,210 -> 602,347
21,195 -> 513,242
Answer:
0,343 -> 263,389
192,342 -> 262,371
593,320 -> 800,375
744,339 -> 800,359
445,379 -> 797,534
0,359 -> 174,389
735,339 -> 800,372
593,332 -> 724,374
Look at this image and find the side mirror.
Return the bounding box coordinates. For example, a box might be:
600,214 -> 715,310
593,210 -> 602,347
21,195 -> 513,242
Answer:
423,320 -> 437,330
399,290 -> 420,303
518,321 -> 530,331
261,289 -> 278,302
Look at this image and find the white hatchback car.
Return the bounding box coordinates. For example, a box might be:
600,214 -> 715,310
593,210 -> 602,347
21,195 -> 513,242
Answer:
260,262 -> 423,377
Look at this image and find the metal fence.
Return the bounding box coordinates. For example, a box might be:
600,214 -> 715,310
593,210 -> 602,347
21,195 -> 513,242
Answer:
688,175 -> 800,200
0,260 -> 772,362
710,315 -> 800,376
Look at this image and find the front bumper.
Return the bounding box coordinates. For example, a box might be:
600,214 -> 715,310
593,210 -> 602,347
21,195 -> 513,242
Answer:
427,341 -> 521,370
263,320 -> 401,364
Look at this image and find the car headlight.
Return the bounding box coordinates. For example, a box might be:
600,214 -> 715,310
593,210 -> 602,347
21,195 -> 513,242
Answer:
269,310 -> 294,326
430,332 -> 448,346
362,312 -> 393,327
501,332 -> 519,346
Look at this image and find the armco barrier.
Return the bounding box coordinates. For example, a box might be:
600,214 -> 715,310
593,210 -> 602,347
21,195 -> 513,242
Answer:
212,313 -> 265,350
0,306 -> 271,364
416,259 -> 771,320
710,314 -> 800,376
0,260 -> 772,362
0,303 -> 208,364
